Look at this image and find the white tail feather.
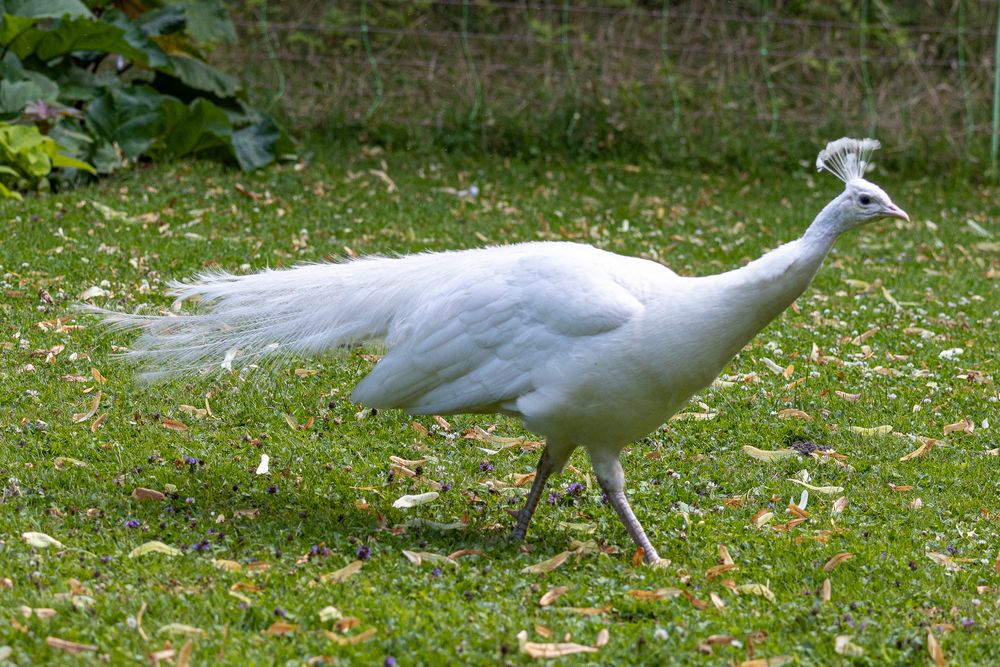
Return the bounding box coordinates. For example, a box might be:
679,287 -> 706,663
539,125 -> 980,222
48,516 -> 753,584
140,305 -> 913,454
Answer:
89,254 -> 443,381
816,137 -> 880,183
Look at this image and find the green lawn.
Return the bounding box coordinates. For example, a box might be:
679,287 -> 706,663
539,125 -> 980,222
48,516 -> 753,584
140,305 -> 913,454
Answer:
1,145 -> 997,665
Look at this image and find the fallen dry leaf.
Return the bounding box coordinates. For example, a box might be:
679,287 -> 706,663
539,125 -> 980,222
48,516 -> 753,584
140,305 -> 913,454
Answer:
821,578 -> 831,602
517,631 -> 598,658
324,627 -> 376,645
157,624 -> 205,637
72,391 -> 101,423
927,630 -> 946,667
46,636 -> 97,653
739,656 -> 792,667
161,418 -> 188,431
777,408 -> 812,420
628,588 -> 681,601
128,541 -> 181,558
401,551 -> 455,567
742,445 -> 797,461
834,635 -> 865,657
177,639 -> 193,667
835,390 -> 860,402
392,492 -> 439,509
848,425 -> 893,436
595,628 -> 610,647
943,417 -> 974,435
521,551 -> 571,574
131,487 -> 165,501
900,438 -> 941,462
831,496 -> 848,514
823,552 -> 854,572
23,532 -> 64,549
212,559 -> 242,571
266,621 -> 298,636
319,560 -> 363,583
539,586 -> 569,607
889,484 -> 913,492
787,479 -> 844,494
735,583 -> 775,602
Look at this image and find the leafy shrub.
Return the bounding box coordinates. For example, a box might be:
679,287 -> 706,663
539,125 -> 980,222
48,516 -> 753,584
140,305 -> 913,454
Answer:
0,0 -> 291,198
0,120 -> 94,199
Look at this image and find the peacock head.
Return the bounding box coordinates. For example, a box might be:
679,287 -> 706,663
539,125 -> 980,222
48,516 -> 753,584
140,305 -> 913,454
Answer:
816,138 -> 909,230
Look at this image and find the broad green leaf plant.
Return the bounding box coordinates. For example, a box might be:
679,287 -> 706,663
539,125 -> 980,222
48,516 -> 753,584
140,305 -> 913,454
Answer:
0,0 -> 290,198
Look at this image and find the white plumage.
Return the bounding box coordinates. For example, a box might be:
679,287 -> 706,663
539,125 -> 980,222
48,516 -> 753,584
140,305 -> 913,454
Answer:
95,138 -> 908,564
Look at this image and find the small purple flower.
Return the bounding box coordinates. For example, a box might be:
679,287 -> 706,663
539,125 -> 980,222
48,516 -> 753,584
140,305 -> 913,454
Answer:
946,545 -> 957,555
384,658 -> 397,667
274,607 -> 287,617
566,483 -> 583,495
432,567 -> 441,577
547,492 -> 559,504
961,618 -> 974,630
185,456 -> 198,466
101,555 -> 114,563
266,485 -> 277,494
123,518 -> 141,528
356,544 -> 371,560
185,497 -> 195,504
440,482 -> 451,492
479,461 -> 493,472
387,470 -> 395,483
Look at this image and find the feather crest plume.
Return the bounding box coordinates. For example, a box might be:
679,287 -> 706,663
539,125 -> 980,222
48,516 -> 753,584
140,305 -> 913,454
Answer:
815,137 -> 880,183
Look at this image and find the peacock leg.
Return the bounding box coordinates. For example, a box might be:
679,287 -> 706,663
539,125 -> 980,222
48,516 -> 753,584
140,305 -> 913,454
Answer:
592,453 -> 662,564
511,445 -> 563,540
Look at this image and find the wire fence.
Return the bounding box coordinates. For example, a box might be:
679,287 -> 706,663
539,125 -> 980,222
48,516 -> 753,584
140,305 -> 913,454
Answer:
219,1 -> 1000,172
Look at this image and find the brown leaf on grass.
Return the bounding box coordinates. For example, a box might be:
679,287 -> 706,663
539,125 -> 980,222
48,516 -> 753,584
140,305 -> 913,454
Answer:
46,636 -> 97,653
943,417 -> 974,435
832,496 -> 848,515
538,586 -> 569,606
319,560 -> 363,583
927,630 -> 946,667
157,624 -> 205,638
324,628 -> 376,645
89,413 -> 107,433
161,418 -> 188,431
534,624 -> 552,639
176,639 -> 193,667
631,547 -> 645,565
447,549 -> 484,561
710,592 -> 726,610
681,589 -> 709,610
889,484 -> 913,492
851,327 -> 880,345
131,487 -> 165,501
234,508 -> 259,519
787,503 -> 809,519
926,552 -> 970,570
900,438 -> 941,462
628,588 -> 682,601
389,455 -> 426,468
835,391 -> 860,402
740,656 -> 792,667
777,408 -> 812,420
752,509 -> 774,527
402,551 -> 454,567
821,578 -> 831,602
517,630 -> 598,658
212,559 -> 242,571
706,564 -> 738,579
72,391 -> 101,423
595,628 -> 610,647
823,553 -> 854,572
521,551 -> 571,574
266,621 -> 298,636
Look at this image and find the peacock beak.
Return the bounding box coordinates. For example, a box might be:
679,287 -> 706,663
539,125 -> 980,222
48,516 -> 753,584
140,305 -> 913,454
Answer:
884,203 -> 909,223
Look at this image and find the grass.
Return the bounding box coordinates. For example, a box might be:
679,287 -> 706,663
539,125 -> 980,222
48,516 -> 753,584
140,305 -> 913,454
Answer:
1,143 -> 997,665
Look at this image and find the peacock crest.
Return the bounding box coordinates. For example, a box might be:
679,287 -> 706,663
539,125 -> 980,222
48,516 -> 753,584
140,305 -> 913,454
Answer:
815,137 -> 881,183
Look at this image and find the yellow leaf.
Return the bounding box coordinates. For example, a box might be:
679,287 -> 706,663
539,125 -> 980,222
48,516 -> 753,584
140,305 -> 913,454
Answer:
72,391 -> 101,423
900,438 -> 941,462
777,408 -> 812,420
319,560 -> 364,583
740,657 -> 793,667
517,631 -> 598,658
45,637 -> 97,653
266,621 -> 298,636
22,532 -> 64,549
735,583 -> 776,602
521,551 -> 571,574
743,445 -> 797,461
848,425 -> 893,436
787,479 -> 844,494
927,630 -> 946,667
128,541 -> 181,558
628,588 -> 682,601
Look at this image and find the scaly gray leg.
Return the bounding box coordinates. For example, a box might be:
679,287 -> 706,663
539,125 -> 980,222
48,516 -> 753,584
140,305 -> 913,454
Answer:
592,454 -> 662,564
511,447 -> 557,541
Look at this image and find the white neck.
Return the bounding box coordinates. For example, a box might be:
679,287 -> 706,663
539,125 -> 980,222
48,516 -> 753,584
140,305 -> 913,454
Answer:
688,194 -> 848,365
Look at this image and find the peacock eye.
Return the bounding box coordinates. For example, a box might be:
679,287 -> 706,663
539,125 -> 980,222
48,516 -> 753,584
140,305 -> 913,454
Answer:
859,195 -> 872,206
